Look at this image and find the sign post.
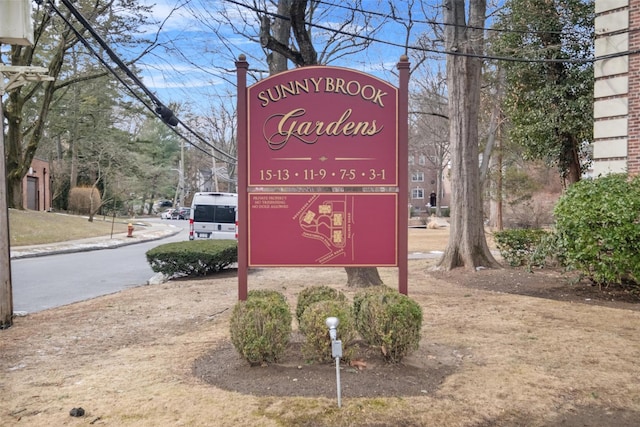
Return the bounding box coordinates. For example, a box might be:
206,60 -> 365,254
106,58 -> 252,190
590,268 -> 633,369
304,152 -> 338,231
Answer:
236,55 -> 249,301
397,55 -> 410,295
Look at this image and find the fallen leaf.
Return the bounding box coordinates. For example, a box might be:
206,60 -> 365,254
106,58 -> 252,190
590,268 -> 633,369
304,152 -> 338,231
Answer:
350,359 -> 367,370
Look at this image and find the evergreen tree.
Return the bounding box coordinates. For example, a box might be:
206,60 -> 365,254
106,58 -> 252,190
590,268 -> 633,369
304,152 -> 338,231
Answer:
493,0 -> 594,184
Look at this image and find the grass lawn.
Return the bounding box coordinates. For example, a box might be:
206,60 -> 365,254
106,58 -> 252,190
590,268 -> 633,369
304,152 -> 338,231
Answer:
8,209 -> 131,246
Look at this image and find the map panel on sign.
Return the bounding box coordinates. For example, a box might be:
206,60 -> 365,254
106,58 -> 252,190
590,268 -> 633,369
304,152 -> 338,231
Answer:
248,193 -> 397,266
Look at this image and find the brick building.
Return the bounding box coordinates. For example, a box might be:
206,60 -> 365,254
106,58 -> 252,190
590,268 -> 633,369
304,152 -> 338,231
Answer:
408,152 -> 450,215
593,0 -> 640,175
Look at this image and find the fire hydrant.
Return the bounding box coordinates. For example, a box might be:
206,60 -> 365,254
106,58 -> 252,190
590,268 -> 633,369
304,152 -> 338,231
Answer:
127,223 -> 134,238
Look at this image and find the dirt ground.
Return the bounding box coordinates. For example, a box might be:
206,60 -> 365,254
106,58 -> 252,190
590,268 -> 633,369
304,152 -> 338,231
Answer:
2,229 -> 640,426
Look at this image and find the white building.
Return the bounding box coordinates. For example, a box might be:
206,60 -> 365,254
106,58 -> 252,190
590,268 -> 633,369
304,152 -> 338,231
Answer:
593,0 -> 640,176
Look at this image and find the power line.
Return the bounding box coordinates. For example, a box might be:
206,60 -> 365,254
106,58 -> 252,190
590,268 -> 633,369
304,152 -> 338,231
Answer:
312,0 -> 569,36
222,0 -> 607,65
45,0 -> 237,163
46,2 -> 155,116
46,2 -> 211,160
44,2 -> 212,160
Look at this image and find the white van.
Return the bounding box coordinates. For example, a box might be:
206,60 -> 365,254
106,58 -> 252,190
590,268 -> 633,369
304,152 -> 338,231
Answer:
189,192 -> 238,240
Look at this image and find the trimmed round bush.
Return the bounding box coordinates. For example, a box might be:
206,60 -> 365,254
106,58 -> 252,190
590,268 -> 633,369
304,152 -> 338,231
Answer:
68,186 -> 102,215
554,173 -> 640,286
354,289 -> 423,363
295,285 -> 347,327
230,290 -> 292,366
299,299 -> 357,363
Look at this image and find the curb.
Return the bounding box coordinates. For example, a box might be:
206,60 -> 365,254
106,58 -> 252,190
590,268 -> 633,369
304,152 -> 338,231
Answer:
10,224 -> 181,260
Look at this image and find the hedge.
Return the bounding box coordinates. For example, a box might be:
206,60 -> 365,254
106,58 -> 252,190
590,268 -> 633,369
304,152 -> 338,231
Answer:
145,239 -> 237,277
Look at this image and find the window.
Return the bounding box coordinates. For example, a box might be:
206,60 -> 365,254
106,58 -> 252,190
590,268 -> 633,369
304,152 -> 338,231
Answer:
418,155 -> 426,165
193,205 -> 236,223
408,155 -> 415,165
412,187 -> 424,199
411,171 -> 424,182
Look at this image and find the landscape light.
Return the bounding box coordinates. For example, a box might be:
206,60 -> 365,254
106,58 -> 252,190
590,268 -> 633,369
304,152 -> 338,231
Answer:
325,316 -> 339,340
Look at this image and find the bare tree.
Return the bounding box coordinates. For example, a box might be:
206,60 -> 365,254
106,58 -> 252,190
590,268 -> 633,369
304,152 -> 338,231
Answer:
438,0 -> 500,270
2,0 -> 155,209
479,66 -> 506,230
410,68 -> 449,217
188,91 -> 239,193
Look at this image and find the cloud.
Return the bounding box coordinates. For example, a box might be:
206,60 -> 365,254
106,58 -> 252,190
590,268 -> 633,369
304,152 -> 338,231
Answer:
138,62 -> 227,89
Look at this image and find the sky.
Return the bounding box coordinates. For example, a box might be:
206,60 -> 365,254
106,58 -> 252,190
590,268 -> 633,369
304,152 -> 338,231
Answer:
126,0 -> 451,115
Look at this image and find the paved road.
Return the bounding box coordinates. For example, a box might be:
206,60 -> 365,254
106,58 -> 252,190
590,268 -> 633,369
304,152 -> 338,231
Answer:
11,219 -> 188,313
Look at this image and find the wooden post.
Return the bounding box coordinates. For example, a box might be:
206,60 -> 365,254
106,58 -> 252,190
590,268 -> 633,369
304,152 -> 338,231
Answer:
397,55 -> 410,295
0,67 -> 52,328
236,55 -> 249,301
0,97 -> 14,328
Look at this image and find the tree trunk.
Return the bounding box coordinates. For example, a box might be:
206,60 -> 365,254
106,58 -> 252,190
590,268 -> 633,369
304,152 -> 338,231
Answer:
489,136 -> 503,231
268,0 -> 291,75
6,39 -> 65,209
438,0 -> 500,271
345,267 -> 383,287
5,89 -> 27,210
563,134 -> 581,185
480,68 -> 505,185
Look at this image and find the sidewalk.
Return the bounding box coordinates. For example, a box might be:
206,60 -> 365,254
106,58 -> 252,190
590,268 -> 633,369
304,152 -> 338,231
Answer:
10,221 -> 181,260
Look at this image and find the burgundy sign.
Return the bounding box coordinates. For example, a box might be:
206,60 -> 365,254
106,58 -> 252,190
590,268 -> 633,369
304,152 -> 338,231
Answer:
248,193 -> 397,266
247,66 -> 398,187
237,56 -> 411,299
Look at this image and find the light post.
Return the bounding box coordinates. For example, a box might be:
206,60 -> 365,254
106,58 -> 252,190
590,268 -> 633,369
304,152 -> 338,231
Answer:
326,317 -> 342,408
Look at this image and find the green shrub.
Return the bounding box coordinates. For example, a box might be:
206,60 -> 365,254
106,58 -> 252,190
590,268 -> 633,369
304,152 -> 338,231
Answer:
299,299 -> 357,363
352,285 -> 392,320
354,289 -> 423,363
554,174 -> 640,286
245,289 -> 288,304
295,285 -> 347,327
528,231 -> 565,269
493,229 -> 552,267
230,290 -> 292,366
145,240 -> 237,277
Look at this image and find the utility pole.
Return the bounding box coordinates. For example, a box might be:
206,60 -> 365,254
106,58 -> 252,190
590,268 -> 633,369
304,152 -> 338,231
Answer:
180,139 -> 185,205
1,0 -> 37,328
211,148 -> 219,192
0,85 -> 12,329
0,66 -> 53,328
